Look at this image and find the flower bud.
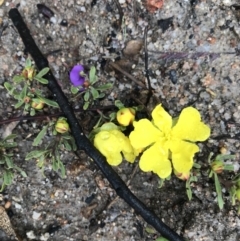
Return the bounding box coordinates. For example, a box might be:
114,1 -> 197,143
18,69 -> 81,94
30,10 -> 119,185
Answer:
21,67 -> 36,80
174,169 -> 190,180
211,160 -> 224,173
236,189 -> 240,202
31,99 -> 44,110
55,118 -> 69,134
117,107 -> 136,126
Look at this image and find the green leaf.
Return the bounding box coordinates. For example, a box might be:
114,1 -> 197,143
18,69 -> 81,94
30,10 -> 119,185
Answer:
25,58 -> 32,68
37,96 -> 59,108
3,170 -> 14,185
215,154 -> 235,161
30,108 -> 36,116
155,237 -> 169,241
214,173 -> 224,209
36,67 -> 50,78
98,92 -> 105,98
69,137 -> 77,151
14,166 -> 27,177
193,163 -> 201,169
89,66 -> 97,83
109,112 -> 116,122
5,156 -> 14,169
114,100 -> 125,109
95,83 -> 113,91
90,87 -> 99,99
145,227 -> 157,234
25,150 -> 48,160
83,101 -> 90,110
2,142 -> 17,148
224,164 -> 234,171
71,86 -> 79,94
4,82 -> 13,92
33,125 -> 48,146
19,85 -> 28,100
52,159 -> 59,171
3,134 -> 17,141
59,161 -> 66,178
84,91 -> 90,102
34,76 -> 49,84
14,100 -> 25,109
13,75 -> 25,83
62,139 -> 72,151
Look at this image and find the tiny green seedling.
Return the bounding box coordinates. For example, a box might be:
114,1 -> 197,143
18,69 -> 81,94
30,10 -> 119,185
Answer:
0,134 -> 27,191
208,152 -> 235,209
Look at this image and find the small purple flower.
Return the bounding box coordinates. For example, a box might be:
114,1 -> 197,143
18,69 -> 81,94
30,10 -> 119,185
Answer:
70,65 -> 85,87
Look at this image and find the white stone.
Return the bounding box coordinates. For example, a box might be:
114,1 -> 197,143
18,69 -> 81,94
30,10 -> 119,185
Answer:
32,211 -> 41,220
26,231 -> 36,240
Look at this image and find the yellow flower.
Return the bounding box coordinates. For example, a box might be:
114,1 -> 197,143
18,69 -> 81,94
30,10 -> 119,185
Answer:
94,123 -> 137,166
129,104 -> 210,179
117,107 -> 136,126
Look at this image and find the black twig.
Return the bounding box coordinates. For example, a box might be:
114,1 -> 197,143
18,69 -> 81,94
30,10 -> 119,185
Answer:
9,8 -> 184,241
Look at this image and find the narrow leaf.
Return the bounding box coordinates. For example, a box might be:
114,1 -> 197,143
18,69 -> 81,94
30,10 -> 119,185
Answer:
4,82 -> 13,92
33,125 -> 48,146
5,156 -> 14,169
83,101 -> 90,110
62,139 -> 72,151
13,75 -> 25,83
3,134 -> 17,141
114,100 -> 125,109
19,85 -> 28,100
58,161 -> 66,178
34,76 -> 49,84
25,150 -> 48,160
89,66 -> 96,83
37,96 -> 59,108
3,170 -> 14,185
71,86 -> 79,94
95,83 -> 113,91
36,67 -> 50,78
84,91 -> 90,101
214,173 -> 224,209
14,100 -> 25,109
25,58 -> 32,68
90,87 -> 99,99
98,92 -> 105,98
224,164 -> 234,171
14,166 -> 28,177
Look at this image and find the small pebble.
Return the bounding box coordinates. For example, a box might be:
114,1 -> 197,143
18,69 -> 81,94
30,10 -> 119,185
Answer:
27,231 -> 37,240
32,211 -> 41,220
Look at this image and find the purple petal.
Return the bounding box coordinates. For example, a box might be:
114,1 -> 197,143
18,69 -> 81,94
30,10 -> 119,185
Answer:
70,65 -> 85,86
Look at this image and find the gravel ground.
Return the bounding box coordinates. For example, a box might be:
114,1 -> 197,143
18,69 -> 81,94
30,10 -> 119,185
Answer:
0,0 -> 240,240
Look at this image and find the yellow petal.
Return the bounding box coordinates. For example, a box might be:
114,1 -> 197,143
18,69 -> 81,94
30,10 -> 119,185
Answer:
170,139 -> 199,173
94,131 -> 122,166
129,119 -> 162,150
111,130 -> 137,163
171,107 -> 210,142
139,142 -> 172,179
152,104 -> 172,133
